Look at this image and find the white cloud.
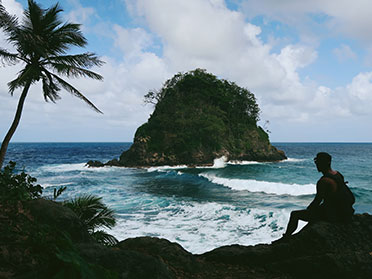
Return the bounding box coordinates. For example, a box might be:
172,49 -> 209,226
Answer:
2,0 -> 372,142
113,25 -> 154,58
65,0 -> 96,28
135,0 -> 247,62
333,44 -> 357,62
1,0 -> 23,17
346,72 -> 372,116
240,0 -> 372,46
127,0 -> 319,107
0,0 -> 23,52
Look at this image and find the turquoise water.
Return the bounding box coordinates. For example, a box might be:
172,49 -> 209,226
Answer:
5,142 -> 372,253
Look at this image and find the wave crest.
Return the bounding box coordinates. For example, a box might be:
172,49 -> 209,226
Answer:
200,174 -> 315,196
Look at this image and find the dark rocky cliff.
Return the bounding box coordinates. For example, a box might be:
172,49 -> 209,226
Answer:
95,69 -> 286,167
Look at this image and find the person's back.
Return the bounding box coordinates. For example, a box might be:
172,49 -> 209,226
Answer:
282,152 -> 355,238
321,171 -> 355,222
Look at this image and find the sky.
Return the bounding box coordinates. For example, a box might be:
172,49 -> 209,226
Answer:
1,0 -> 372,142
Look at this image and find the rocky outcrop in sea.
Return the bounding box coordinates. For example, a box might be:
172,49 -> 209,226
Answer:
88,69 -> 286,168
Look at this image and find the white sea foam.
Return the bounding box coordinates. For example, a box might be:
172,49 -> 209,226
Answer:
227,157 -> 306,165
144,155 -> 298,171
199,173 -> 315,196
38,163 -> 121,173
227,160 -> 263,165
108,200 -> 305,254
147,156 -> 228,172
285,158 -> 307,163
39,163 -> 87,172
197,156 -> 228,169
211,156 -> 228,168
42,182 -> 74,188
147,165 -> 188,172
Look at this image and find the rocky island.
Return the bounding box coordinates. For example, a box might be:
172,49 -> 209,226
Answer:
89,69 -> 286,167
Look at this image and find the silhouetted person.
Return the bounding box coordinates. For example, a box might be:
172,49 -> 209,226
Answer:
283,152 -> 355,237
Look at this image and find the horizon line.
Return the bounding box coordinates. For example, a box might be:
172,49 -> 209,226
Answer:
6,141 -> 372,144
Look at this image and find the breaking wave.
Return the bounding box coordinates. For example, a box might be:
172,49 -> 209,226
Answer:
200,173 -> 315,196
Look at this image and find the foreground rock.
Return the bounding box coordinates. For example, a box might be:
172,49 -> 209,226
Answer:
4,198 -> 372,278
88,69 -> 286,168
201,214 -> 372,278
83,214 -> 372,278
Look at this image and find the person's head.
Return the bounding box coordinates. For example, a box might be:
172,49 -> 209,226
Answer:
314,152 -> 332,172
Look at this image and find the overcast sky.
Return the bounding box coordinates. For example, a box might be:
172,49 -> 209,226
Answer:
1,0 -> 372,142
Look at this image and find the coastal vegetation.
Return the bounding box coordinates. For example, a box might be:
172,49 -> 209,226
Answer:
64,194 -> 118,246
108,69 -> 286,167
0,0 -> 104,169
0,161 -> 118,277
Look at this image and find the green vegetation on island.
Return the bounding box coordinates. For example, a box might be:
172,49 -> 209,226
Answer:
106,69 -> 286,167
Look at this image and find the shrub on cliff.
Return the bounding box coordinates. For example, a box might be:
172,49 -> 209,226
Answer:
0,161 -> 42,201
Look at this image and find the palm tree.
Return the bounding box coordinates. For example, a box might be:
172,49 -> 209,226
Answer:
64,194 -> 118,245
0,0 -> 104,169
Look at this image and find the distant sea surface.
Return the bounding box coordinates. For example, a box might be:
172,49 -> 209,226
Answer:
5,142 -> 372,254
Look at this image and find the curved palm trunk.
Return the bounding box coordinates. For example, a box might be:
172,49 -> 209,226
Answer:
0,81 -> 32,169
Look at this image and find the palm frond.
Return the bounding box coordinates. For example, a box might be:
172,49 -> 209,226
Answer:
49,23 -> 87,52
0,2 -> 20,43
64,194 -> 118,246
91,230 -> 118,246
64,194 -> 102,214
51,74 -> 103,113
64,194 -> 116,232
20,1 -> 60,58
45,53 -> 104,68
50,62 -> 103,80
7,65 -> 36,95
0,48 -> 19,66
41,71 -> 61,102
64,194 -> 111,229
41,2 -> 63,33
87,206 -> 116,230
23,0 -> 43,34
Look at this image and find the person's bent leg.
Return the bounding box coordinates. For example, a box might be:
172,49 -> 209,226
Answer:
284,209 -> 312,236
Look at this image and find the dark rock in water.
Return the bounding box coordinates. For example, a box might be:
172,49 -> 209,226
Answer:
104,69 -> 286,167
86,160 -> 104,167
86,159 -> 121,168
104,158 -> 121,166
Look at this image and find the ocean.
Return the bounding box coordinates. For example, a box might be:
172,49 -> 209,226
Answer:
4,142 -> 372,254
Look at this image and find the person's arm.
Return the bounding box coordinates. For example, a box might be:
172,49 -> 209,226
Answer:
307,179 -> 327,210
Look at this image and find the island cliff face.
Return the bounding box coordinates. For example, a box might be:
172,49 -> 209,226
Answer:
105,69 -> 286,167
